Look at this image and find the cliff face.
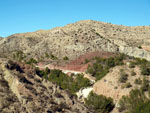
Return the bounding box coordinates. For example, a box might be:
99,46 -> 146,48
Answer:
0,59 -> 91,113
119,46 -> 150,61
0,20 -> 150,61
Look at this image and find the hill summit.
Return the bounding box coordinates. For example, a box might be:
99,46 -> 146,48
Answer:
0,20 -> 150,61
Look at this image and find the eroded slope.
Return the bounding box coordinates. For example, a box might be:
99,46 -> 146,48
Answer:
0,59 -> 92,113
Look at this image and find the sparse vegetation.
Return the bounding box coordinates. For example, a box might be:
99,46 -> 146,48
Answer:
128,58 -> 150,76
12,50 -> 26,62
85,91 -> 114,113
134,58 -> 150,75
86,54 -> 126,80
118,88 -> 150,113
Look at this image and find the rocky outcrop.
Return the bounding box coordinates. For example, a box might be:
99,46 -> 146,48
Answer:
0,67 -> 26,113
119,46 -> 150,61
0,59 -> 92,113
76,87 -> 93,102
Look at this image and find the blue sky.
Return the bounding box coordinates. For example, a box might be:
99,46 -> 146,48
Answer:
0,0 -> 150,37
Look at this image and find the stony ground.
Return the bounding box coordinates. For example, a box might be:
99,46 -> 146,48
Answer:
93,65 -> 142,102
0,59 -> 92,113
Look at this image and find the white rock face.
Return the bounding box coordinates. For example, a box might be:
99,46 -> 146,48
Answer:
119,46 -> 150,61
62,70 -> 81,75
76,87 -> 93,99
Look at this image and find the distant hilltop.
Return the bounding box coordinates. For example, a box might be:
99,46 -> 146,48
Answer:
0,20 -> 150,60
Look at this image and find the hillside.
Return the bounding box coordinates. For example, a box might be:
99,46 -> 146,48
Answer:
0,59 -> 92,113
0,20 -> 150,61
1,20 -> 150,113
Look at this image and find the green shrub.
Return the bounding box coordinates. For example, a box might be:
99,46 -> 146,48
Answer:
63,56 -> 69,60
125,82 -> 132,88
85,91 -> 114,113
130,58 -> 150,75
45,52 -> 49,58
131,70 -> 136,76
121,82 -> 132,89
135,58 -> 148,65
133,101 -> 150,113
119,72 -> 128,83
35,67 -> 50,78
140,77 -> 150,92
84,59 -> 90,64
96,32 -> 100,36
134,78 -> 142,85
141,66 -> 150,75
50,54 -> 58,60
138,46 -> 142,49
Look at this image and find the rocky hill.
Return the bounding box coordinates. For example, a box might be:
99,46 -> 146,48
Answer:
1,20 -> 150,113
0,20 -> 150,61
0,59 -> 92,113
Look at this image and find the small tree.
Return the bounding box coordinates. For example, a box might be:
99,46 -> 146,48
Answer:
85,91 -> 114,113
138,46 -> 142,49
140,77 -> 150,92
134,78 -> 142,85
119,71 -> 128,83
84,59 -> 90,64
141,66 -> 150,75
50,54 -> 58,60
